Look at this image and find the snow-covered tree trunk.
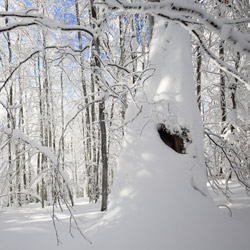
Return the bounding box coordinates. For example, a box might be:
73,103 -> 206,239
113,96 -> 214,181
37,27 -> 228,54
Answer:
138,20 -> 207,193
122,16 -> 206,223
83,16 -> 250,250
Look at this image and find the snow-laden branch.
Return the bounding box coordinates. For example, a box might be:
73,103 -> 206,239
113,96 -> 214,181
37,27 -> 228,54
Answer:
0,45 -> 90,93
183,23 -> 250,90
222,18 -> 250,25
0,100 -> 21,110
205,129 -> 250,190
0,10 -> 95,36
0,50 -> 40,92
106,0 -> 250,54
105,0 -> 250,88
0,20 -> 38,32
164,2 -> 250,53
1,128 -> 57,165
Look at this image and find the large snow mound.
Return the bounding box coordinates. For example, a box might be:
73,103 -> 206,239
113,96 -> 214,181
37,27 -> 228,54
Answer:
84,21 -> 250,250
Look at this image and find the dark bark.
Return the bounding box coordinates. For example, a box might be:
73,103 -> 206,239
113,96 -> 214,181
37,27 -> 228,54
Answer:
5,0 -> 14,206
196,45 -> 202,111
148,0 -> 160,43
99,101 -> 108,211
219,41 -> 226,129
89,0 -> 109,211
230,52 -> 240,133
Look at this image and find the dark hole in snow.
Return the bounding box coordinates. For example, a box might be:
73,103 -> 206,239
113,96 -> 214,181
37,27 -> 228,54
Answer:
157,123 -> 191,154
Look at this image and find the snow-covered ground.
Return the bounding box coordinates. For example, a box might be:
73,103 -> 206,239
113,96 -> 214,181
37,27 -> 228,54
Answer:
208,181 -> 250,225
0,182 -> 250,250
0,198 -> 103,250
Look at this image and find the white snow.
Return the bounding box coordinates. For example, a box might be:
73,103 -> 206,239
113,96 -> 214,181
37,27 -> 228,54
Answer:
1,184 -> 250,250
0,199 -> 103,250
1,19 -> 250,250
2,128 -> 57,165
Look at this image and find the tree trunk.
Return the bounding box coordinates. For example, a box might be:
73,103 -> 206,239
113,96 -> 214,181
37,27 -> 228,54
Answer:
89,0 -> 109,211
230,52 -> 240,132
5,0 -> 14,206
219,40 -> 227,131
196,45 -> 202,111
74,0 -> 93,200
99,101 -> 108,211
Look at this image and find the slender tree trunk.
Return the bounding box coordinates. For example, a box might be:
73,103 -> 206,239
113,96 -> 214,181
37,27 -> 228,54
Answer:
18,73 -> 28,204
37,54 -> 45,207
130,15 -> 138,86
74,0 -> 93,200
219,40 -> 226,176
99,101 -> 108,211
60,70 -> 65,168
148,0 -> 160,44
118,15 -> 127,127
89,0 -> 109,211
5,0 -> 14,206
196,45 -> 202,111
230,52 -> 240,132
219,40 -> 227,131
36,56 -> 43,203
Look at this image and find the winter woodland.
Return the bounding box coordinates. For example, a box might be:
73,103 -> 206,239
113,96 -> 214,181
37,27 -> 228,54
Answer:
0,0 -> 250,249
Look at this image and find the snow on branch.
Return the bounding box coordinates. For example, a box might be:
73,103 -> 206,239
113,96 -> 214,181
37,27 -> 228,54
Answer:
165,2 -> 250,54
1,128 -> 57,165
106,1 -> 250,55
104,0 -> 250,88
0,50 -> 40,93
0,45 -> 91,93
185,24 -> 250,90
205,129 -> 250,190
0,10 -> 95,36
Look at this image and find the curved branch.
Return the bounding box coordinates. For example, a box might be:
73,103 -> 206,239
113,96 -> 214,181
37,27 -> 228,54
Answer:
187,25 -> 250,90
0,50 -> 40,93
105,0 -> 250,89
106,1 -> 250,54
205,130 -> 250,189
0,11 -> 95,36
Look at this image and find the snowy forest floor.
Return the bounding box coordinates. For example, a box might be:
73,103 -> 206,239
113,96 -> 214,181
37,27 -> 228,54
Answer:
0,198 -> 104,250
0,181 -> 250,250
208,181 -> 250,225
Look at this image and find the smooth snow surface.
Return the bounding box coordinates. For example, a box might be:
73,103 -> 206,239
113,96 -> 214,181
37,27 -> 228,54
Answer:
1,21 -> 250,250
0,199 -> 103,250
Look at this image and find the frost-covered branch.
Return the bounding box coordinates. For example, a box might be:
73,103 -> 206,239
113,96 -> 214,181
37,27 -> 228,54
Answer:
0,50 -> 40,93
185,24 -> 250,90
205,129 -> 250,190
1,128 -> 57,165
0,10 -> 95,36
105,0 -> 250,87
106,0 -> 250,54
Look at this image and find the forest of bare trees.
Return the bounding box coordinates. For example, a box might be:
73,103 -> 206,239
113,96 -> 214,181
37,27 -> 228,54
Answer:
0,0 -> 249,213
